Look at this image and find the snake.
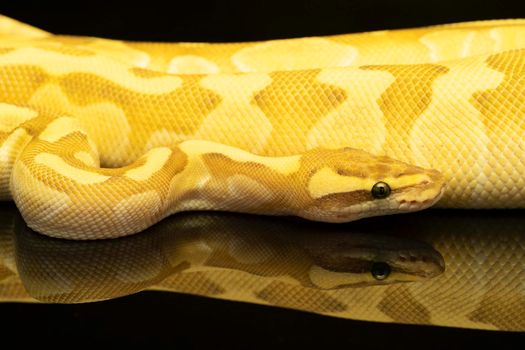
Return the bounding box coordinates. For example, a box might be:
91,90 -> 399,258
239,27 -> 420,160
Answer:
0,17 -> 457,239
2,16 -> 525,239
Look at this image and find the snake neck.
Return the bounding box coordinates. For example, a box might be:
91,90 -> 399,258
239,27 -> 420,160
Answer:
170,140 -> 306,217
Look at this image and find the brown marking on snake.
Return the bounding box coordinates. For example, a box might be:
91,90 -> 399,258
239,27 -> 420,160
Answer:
0,131 -> 8,146
255,281 -> 347,313
0,48 -> 15,55
202,235 -> 325,288
466,244 -> 525,331
201,146 -> 422,215
200,152 -> 303,213
129,67 -> 168,78
252,69 -> 347,154
314,190 -> 371,209
0,66 -> 49,104
361,64 -> 449,159
473,50 -> 525,135
378,285 -> 431,324
201,147 -> 359,212
17,131 -> 188,231
468,288 -> 525,331
35,45 -> 96,57
471,50 -> 525,193
58,72 -> 222,144
161,271 -> 226,296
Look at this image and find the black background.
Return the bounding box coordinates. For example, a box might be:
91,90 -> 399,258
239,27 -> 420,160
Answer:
3,0 -> 525,41
1,0 -> 525,348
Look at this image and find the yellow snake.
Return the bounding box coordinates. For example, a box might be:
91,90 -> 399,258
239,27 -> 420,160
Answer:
0,16 -> 524,239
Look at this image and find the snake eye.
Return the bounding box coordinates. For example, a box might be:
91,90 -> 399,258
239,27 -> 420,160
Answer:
371,181 -> 391,199
371,262 -> 391,281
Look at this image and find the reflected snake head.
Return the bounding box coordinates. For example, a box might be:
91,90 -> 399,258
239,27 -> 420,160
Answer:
299,147 -> 446,222
302,232 -> 446,289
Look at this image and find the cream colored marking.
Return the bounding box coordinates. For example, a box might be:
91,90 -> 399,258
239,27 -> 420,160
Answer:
34,153 -> 110,184
0,104 -> 38,132
74,151 -> 97,167
197,73 -> 273,154
196,175 -> 211,190
125,147 -> 172,181
167,156 -> 213,209
409,59 -> 503,206
11,161 -> 72,226
0,128 -> 31,164
170,198 -> 216,214
398,186 -> 443,203
38,117 -> 85,142
144,129 -> 193,153
420,29 -> 497,61
419,29 -> 471,61
232,37 -> 358,72
489,28 -> 503,52
461,32 -> 476,58
114,191 -> 163,223
489,26 -> 525,54
226,174 -> 275,205
179,140 -> 301,175
80,38 -> 151,68
307,167 -> 431,199
166,240 -> 213,267
0,47 -> 183,94
0,128 -> 32,199
29,85 -> 131,166
308,265 -> 371,289
168,55 -> 220,74
308,168 -> 373,198
307,68 -> 393,154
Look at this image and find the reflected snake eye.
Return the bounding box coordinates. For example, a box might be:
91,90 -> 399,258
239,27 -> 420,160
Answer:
371,181 -> 391,199
371,262 -> 391,280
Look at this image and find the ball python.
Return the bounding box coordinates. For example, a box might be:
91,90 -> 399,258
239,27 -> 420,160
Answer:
0,202 -> 523,331
0,16 -> 525,239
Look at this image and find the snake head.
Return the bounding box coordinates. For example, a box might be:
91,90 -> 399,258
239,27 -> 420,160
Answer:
299,147 -> 446,222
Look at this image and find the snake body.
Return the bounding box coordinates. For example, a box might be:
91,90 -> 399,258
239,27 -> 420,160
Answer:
0,16 -> 524,239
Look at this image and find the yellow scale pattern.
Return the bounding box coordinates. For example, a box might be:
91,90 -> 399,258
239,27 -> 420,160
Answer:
0,17 -> 523,238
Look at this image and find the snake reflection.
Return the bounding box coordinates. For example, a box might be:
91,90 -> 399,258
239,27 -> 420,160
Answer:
5,207 -> 443,303
1,205 -> 525,332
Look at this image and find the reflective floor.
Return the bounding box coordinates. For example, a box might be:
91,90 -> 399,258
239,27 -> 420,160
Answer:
1,201 -> 524,333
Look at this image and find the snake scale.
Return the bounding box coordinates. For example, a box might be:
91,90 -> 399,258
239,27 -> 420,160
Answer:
1,16 -> 525,239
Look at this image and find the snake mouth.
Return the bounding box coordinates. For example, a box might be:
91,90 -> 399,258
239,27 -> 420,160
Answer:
398,185 -> 445,211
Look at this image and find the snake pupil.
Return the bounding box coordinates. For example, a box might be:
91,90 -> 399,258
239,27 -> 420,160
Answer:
371,262 -> 391,281
371,181 -> 391,199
